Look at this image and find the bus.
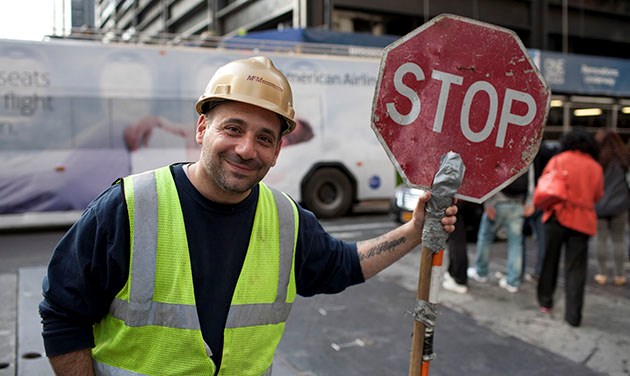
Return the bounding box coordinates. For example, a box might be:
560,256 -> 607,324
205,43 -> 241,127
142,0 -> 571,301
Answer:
0,37 -> 395,218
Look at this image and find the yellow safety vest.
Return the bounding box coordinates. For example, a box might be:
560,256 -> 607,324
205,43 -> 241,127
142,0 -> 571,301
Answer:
92,166 -> 299,375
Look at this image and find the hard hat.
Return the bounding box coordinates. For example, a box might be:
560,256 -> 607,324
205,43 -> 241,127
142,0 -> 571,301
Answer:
195,56 -> 296,135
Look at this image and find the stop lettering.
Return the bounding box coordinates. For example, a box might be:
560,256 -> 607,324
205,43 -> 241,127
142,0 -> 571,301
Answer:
372,14 -> 550,202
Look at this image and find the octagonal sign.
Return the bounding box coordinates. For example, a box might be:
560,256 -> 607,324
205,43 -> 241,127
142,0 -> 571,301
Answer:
371,14 -> 550,203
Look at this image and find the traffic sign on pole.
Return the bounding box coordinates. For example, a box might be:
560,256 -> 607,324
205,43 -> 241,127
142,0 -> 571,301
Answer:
371,14 -> 551,202
371,14 -> 550,376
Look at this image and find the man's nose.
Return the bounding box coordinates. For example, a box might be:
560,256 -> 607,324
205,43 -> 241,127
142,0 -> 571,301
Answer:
235,135 -> 256,159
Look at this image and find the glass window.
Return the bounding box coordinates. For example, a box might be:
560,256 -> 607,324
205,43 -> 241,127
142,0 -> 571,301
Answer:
618,100 -> 630,143
570,105 -> 610,128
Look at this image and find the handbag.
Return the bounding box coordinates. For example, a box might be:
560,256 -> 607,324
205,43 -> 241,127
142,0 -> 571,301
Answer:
533,158 -> 568,210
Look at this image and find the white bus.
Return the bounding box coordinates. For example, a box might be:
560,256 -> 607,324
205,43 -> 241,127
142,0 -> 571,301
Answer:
0,38 -> 396,218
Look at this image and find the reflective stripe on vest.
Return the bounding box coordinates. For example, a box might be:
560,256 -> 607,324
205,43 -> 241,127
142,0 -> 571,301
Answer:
94,166 -> 297,375
94,362 -> 142,376
106,170 -> 206,334
94,357 -> 273,376
225,186 -> 295,329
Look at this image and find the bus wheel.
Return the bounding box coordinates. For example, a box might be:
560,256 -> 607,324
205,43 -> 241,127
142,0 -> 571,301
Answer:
303,168 -> 354,218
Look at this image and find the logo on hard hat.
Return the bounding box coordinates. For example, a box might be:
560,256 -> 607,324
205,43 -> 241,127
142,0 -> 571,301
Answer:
246,75 -> 284,92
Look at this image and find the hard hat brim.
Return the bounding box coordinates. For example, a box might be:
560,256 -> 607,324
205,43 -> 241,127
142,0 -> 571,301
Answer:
196,96 -> 296,135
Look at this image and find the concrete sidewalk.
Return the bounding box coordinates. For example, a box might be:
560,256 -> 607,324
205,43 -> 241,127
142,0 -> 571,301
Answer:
3,253 -> 628,375
377,247 -> 630,376
0,274 -> 17,376
277,276 -> 606,376
1,212 -> 627,375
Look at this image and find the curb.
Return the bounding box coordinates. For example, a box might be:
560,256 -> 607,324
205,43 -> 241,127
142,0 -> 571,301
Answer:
0,212 -> 80,233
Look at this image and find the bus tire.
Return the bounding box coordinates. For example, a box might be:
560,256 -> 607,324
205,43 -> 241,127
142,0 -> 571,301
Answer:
303,167 -> 354,218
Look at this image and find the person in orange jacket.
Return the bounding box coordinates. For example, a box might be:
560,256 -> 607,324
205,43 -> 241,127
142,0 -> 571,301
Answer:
536,127 -> 604,327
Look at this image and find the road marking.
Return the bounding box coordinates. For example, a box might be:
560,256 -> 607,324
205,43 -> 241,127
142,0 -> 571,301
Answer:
331,338 -> 365,351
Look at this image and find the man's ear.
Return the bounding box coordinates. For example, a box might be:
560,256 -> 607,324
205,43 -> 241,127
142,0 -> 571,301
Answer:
270,138 -> 283,167
195,115 -> 207,145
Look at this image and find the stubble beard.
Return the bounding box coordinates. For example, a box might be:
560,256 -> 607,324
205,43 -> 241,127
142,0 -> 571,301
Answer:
202,151 -> 264,195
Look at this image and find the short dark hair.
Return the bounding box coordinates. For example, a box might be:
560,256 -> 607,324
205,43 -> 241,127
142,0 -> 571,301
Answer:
202,99 -> 226,116
560,127 -> 599,160
278,116 -> 290,136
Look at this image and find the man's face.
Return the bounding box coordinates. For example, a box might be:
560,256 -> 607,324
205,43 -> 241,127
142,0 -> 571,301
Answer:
196,101 -> 283,199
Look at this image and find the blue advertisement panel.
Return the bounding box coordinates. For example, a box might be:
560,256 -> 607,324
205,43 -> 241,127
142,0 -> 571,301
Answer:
539,50 -> 630,97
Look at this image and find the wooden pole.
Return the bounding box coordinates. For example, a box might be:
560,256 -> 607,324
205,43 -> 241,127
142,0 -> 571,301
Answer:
407,151 -> 465,376
408,246 -> 435,375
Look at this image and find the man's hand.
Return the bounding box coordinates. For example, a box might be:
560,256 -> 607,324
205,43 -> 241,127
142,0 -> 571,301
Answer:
411,190 -> 458,233
123,116 -> 191,152
124,115 -> 163,151
484,205 -> 496,221
523,202 -> 535,217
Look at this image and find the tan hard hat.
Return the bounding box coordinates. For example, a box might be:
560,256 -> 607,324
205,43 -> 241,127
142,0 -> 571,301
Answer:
195,56 -> 296,135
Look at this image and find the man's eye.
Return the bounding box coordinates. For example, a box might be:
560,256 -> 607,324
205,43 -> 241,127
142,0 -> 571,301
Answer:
259,135 -> 275,145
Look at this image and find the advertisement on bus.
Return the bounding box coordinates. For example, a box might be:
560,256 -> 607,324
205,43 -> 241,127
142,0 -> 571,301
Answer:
0,38 -> 395,218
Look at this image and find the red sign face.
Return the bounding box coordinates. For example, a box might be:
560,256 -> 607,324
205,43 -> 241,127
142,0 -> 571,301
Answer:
372,14 -> 550,202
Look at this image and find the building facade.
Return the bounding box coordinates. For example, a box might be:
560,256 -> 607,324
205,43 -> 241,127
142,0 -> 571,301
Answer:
87,0 -> 630,139
91,0 -> 630,59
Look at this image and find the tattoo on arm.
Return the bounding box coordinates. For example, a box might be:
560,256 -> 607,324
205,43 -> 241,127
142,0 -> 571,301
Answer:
359,236 -> 407,261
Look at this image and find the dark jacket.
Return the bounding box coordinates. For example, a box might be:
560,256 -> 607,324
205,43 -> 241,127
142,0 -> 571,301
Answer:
595,159 -> 630,217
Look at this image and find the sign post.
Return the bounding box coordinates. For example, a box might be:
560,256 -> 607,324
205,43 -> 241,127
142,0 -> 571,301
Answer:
371,14 -> 551,375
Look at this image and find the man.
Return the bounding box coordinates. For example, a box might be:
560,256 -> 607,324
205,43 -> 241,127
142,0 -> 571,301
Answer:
442,201 -> 472,294
467,172 -> 531,293
40,56 -> 457,375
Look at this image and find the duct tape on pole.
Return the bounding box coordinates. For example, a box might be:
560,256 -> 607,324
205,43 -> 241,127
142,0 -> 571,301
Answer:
370,14 -> 551,376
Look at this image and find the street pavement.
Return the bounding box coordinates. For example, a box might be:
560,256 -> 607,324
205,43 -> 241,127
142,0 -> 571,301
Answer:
0,213 -> 628,375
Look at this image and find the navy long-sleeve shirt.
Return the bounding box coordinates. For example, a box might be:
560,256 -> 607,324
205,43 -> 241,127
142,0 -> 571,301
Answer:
40,163 -> 364,368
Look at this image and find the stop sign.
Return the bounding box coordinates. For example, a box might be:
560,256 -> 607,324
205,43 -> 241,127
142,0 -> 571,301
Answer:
372,14 -> 550,203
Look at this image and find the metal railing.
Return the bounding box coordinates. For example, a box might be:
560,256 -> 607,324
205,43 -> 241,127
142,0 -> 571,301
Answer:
45,27 -> 386,58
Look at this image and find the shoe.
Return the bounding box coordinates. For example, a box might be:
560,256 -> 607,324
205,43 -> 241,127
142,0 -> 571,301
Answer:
467,267 -> 488,283
524,273 -> 539,283
499,277 -> 518,293
613,276 -> 627,287
594,274 -> 608,286
539,306 -> 552,314
442,273 -> 468,294
565,319 -> 581,327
